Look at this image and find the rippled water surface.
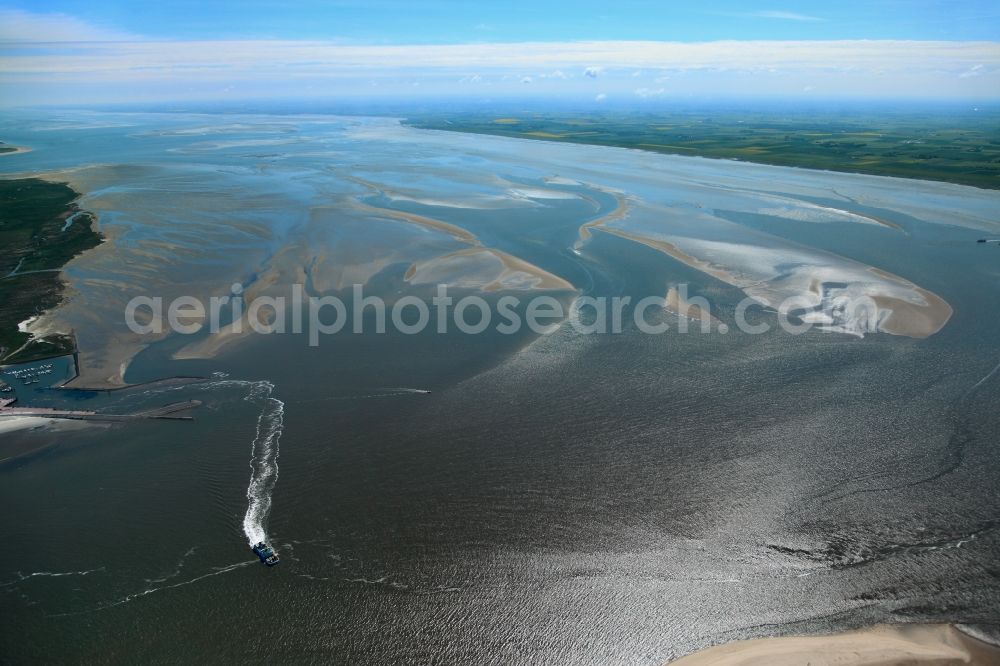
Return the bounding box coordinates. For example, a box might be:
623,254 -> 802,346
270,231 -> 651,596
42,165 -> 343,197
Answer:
1,111 -> 999,663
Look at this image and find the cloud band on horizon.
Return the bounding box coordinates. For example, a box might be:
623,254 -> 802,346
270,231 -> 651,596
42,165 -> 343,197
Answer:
2,9 -> 998,105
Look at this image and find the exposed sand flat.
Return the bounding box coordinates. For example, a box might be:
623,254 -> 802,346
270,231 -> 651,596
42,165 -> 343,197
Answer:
508,187 -> 580,200
668,624 -> 1000,666
873,292 -> 953,338
347,171 -> 533,211
868,267 -> 954,338
755,201 -> 903,231
63,353 -> 137,390
405,247 -> 576,292
543,176 -> 583,186
19,292 -> 145,389
708,186 -> 906,231
347,199 -> 480,245
312,252 -> 406,291
172,318 -> 247,361
598,227 -> 952,338
10,115 -> 986,396
385,191 -> 523,209
664,285 -> 720,326
173,261 -> 287,361
178,244 -> 576,361
304,206 -> 469,291
175,197 -> 574,359
36,163 -> 138,190
599,227 -> 735,284
573,187 -> 630,250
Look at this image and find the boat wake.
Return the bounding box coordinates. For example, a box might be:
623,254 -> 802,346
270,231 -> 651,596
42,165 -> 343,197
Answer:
0,567 -> 105,588
968,358 -> 1000,394
239,381 -> 284,546
144,546 -> 198,584
44,560 -> 257,617
70,374 -> 286,548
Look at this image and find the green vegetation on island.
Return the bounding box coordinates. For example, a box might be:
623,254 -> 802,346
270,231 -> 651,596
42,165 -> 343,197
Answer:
407,108 -> 1000,190
0,143 -> 16,154
0,177 -> 103,364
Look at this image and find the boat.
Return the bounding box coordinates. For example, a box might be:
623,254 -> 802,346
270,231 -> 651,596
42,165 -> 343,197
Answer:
252,542 -> 280,566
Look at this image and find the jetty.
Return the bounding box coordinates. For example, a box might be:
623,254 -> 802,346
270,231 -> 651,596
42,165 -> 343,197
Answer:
0,399 -> 202,422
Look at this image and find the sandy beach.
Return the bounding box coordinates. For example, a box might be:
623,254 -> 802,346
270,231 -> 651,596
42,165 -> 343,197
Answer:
669,624 -> 1000,666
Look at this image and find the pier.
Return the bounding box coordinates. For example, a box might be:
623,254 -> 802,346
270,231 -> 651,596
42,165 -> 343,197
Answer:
0,399 -> 202,422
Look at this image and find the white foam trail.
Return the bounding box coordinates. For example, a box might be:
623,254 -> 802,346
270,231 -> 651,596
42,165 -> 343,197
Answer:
46,560 -> 257,617
144,546 -> 198,584
1,568 -> 105,587
382,387 -> 432,394
969,359 -> 1000,393
240,381 -> 284,545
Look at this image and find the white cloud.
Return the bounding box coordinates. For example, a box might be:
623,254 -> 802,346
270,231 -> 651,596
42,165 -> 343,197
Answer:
0,8 -> 139,42
595,93 -> 607,101
520,75 -> 533,83
635,87 -> 666,98
7,38 -> 996,78
1,9 -> 998,104
751,10 -> 822,21
959,64 -> 985,78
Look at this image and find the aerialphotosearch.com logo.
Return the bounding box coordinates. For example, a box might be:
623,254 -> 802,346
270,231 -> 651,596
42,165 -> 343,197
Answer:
124,282 -> 881,343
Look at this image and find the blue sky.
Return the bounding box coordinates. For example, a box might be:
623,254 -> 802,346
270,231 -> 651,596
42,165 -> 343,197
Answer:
9,0 -> 1000,42
1,2 -> 998,105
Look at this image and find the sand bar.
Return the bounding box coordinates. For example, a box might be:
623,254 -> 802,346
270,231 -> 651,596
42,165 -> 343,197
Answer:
665,285 -> 720,326
597,227 -> 952,338
574,186 -> 630,249
669,624 -> 1000,666
405,247 -> 576,292
348,199 -> 480,245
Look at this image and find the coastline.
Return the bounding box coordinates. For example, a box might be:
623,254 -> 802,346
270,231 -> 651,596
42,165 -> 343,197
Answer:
668,624 -> 1000,666
0,177 -> 103,364
405,116 -> 1000,192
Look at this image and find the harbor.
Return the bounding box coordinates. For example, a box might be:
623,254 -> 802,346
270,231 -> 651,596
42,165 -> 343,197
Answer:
1,353 -> 204,425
